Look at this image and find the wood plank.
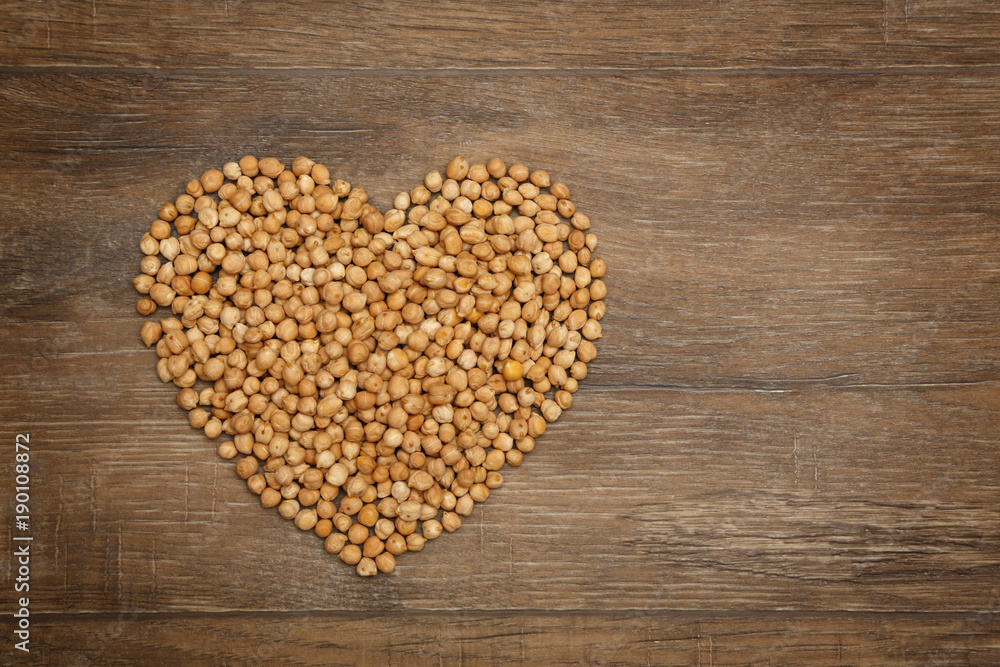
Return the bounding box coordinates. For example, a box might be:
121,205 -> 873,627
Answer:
2,1 -> 1000,70
1,72 -> 999,387
25,611 -> 1000,666
2,375 -> 997,613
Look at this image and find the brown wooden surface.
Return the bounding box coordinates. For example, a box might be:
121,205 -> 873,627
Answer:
1,1 -> 999,665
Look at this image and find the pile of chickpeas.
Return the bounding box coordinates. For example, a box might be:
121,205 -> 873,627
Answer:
134,155 -> 606,576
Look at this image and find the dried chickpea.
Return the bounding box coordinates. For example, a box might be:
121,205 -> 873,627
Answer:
339,544 -> 363,565
375,551 -> 396,573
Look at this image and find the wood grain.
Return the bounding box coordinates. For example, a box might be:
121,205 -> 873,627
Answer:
27,612 -> 1000,666
1,3 -> 999,665
2,1 -> 1000,70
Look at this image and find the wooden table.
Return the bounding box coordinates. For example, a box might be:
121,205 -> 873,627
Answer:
2,2 -> 999,664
